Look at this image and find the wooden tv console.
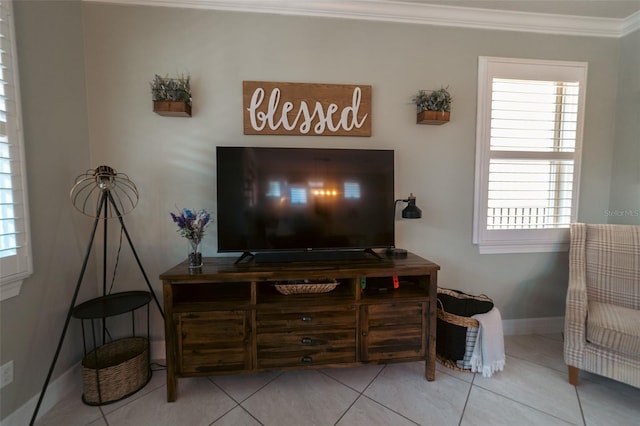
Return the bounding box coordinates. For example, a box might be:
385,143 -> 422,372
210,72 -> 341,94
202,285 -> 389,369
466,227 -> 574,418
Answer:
160,252 -> 440,402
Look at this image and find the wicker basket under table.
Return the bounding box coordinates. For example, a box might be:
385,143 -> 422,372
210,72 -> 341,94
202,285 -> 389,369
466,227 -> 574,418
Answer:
81,337 -> 151,405
436,303 -> 479,371
436,288 -> 492,372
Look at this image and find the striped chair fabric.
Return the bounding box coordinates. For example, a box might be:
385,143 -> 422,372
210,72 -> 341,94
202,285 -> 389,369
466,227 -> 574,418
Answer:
564,223 -> 640,388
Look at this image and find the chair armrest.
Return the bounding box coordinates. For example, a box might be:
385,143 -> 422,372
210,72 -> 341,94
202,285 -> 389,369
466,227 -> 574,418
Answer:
564,225 -> 588,366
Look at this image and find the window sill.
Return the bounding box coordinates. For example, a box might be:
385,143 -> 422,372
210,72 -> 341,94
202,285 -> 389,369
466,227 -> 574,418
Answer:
1,278 -> 24,301
478,242 -> 569,254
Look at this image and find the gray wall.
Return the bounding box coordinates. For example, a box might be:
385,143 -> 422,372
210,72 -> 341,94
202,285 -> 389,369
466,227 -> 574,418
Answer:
1,1 -> 635,420
0,0 -> 96,420
609,28 -> 640,225
80,3 -> 620,324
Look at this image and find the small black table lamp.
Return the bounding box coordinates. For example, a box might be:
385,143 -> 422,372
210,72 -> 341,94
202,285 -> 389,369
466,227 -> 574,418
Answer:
387,193 -> 422,257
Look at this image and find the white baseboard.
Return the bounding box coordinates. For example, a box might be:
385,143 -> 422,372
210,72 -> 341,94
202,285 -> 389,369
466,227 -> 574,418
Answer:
502,316 -> 565,336
1,363 -> 81,426
151,340 -> 166,362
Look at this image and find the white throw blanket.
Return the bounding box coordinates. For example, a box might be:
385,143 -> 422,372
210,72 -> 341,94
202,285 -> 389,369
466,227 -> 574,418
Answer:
470,307 -> 505,377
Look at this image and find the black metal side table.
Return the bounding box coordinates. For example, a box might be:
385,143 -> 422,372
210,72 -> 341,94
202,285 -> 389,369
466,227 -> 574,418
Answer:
72,291 -> 152,405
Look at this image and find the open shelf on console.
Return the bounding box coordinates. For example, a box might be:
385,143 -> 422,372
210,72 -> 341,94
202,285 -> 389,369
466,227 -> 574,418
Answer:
171,282 -> 251,312
257,278 -> 354,305
360,275 -> 429,300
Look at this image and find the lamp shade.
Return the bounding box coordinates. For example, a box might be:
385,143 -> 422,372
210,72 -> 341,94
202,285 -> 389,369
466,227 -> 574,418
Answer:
402,200 -> 422,219
401,195 -> 422,219
70,165 -> 139,218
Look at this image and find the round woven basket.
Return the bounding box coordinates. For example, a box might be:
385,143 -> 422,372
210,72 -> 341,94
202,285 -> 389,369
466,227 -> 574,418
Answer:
436,288 -> 492,372
81,337 -> 150,405
436,288 -> 491,328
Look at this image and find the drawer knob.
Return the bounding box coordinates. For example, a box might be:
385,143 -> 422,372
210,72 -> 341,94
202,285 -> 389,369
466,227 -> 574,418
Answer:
301,337 -> 312,345
301,315 -> 312,322
301,356 -> 313,363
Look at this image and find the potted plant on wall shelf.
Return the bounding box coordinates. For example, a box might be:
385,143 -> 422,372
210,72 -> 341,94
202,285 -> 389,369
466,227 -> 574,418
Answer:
151,74 -> 192,117
412,87 -> 452,125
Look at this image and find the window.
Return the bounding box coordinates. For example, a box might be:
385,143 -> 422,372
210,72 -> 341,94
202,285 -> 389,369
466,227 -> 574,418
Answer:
473,57 -> 587,254
0,0 -> 32,300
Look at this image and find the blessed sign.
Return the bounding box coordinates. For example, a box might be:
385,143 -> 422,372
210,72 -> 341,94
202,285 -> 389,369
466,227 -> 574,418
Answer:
243,81 -> 372,136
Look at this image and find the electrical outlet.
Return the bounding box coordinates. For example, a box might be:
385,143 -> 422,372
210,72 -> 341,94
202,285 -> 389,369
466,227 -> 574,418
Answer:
0,360 -> 13,388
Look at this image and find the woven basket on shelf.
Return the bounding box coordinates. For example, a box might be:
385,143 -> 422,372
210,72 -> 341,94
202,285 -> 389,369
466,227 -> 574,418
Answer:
81,337 -> 150,405
274,280 -> 339,295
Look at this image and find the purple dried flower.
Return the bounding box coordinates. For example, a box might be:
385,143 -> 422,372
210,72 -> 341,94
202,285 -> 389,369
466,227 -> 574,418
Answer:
171,208 -> 211,246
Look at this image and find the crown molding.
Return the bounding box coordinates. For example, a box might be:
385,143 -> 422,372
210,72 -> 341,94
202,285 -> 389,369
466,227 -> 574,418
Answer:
622,9 -> 640,36
84,0 -> 639,38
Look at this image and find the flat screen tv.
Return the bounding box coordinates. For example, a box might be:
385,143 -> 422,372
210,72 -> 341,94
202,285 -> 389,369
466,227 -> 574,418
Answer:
216,147 -> 395,262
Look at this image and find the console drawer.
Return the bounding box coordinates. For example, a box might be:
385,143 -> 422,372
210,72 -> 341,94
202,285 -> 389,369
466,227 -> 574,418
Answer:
257,305 -> 356,332
361,302 -> 426,361
257,329 -> 356,368
176,310 -> 251,374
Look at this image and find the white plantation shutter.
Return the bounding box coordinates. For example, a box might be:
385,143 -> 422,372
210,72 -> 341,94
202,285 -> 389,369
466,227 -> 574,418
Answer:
0,0 -> 32,300
473,57 -> 587,253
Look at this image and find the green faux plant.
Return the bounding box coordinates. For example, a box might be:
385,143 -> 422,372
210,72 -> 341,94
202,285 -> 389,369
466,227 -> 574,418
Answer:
412,87 -> 452,112
150,74 -> 192,104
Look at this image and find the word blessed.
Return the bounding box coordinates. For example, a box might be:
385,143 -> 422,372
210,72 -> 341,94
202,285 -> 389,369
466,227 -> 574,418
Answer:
242,81 -> 372,136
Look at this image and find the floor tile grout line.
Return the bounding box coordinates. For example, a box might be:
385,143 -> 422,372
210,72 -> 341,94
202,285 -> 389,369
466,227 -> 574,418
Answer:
82,341 -> 563,426
498,333 -> 577,424
471,381 -> 580,425
203,403 -> 239,426
317,365 -> 385,425
357,394 -> 422,426
504,351 -> 567,375
325,364 -> 421,426
236,405 -> 266,426
573,386 -> 587,426
210,371 -> 285,405
332,394 -> 363,425
208,373 -> 275,426
457,372 -> 476,426
36,333 -> 638,426
364,363 -> 429,425
317,365 -> 384,395
98,406 -> 109,426
501,353 -> 569,377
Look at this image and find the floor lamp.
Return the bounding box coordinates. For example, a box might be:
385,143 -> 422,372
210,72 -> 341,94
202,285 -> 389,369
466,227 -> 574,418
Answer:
29,166 -> 164,425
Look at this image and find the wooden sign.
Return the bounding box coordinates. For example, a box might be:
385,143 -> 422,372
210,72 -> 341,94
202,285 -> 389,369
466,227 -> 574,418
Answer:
243,81 -> 371,136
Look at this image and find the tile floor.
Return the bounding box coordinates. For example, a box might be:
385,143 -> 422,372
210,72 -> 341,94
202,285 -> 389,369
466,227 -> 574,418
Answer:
36,334 -> 640,425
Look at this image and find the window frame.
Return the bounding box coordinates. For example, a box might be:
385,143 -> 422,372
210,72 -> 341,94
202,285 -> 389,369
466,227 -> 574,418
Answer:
473,56 -> 587,254
0,0 -> 32,301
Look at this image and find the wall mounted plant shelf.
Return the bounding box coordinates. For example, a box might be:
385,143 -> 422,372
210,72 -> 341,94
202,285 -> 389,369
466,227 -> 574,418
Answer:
150,74 -> 192,117
417,110 -> 450,125
412,87 -> 452,125
153,101 -> 192,117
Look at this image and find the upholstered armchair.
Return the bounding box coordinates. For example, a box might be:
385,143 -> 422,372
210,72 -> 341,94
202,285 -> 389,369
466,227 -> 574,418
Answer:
564,223 -> 640,388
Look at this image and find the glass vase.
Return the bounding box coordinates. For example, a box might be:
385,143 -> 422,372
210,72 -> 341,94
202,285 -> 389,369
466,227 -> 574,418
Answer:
188,240 -> 202,269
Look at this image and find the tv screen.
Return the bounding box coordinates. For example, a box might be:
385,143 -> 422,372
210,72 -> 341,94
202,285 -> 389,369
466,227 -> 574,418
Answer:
216,147 -> 395,257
